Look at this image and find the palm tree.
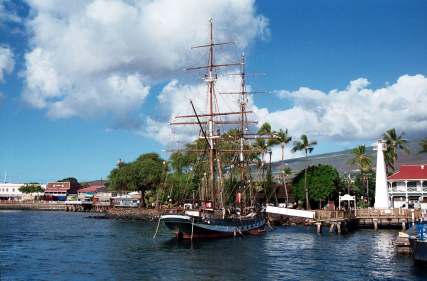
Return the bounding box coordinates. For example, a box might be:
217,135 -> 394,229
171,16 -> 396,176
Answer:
272,129 -> 292,161
350,145 -> 372,173
419,138 -> 427,154
292,134 -> 317,210
282,166 -> 292,204
383,128 -> 410,173
254,122 -> 273,161
349,145 -> 372,206
254,123 -> 275,203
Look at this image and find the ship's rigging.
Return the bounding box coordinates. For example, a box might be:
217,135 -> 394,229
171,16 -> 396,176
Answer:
169,19 -> 276,211
159,19 -> 271,240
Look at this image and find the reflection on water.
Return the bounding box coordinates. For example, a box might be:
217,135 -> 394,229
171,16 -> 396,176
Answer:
0,211 -> 425,281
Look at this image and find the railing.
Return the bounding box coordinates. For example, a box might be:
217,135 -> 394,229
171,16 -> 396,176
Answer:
313,208 -> 423,221
389,186 -> 427,193
408,186 -> 417,192
355,208 -> 421,219
314,210 -> 351,220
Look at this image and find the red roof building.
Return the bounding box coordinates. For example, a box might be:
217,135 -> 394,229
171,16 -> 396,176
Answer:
44,182 -> 78,201
387,164 -> 427,208
388,164 -> 427,181
78,185 -> 106,194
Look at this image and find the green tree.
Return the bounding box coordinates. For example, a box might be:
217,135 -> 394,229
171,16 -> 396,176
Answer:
350,145 -> 372,173
352,171 -> 375,207
264,160 -> 274,204
253,123 -> 276,203
19,184 -> 43,193
170,151 -> 187,174
292,134 -> 317,210
419,138 -> 427,154
349,145 -> 372,206
282,166 -> 292,203
254,122 -> 273,159
164,172 -> 194,204
271,129 -> 292,161
223,176 -> 240,205
107,153 -> 164,206
292,165 -> 340,208
383,128 -> 410,173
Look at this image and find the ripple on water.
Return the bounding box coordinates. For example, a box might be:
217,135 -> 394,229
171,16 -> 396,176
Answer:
0,212 -> 425,281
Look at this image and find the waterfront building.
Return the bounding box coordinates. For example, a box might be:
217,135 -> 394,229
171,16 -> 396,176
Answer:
0,183 -> 25,201
77,184 -> 106,200
44,182 -> 76,201
388,164 -> 427,209
93,191 -> 113,207
112,191 -> 141,207
0,183 -> 46,201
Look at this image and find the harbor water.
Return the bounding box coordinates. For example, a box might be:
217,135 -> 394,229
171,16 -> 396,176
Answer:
0,210 -> 426,281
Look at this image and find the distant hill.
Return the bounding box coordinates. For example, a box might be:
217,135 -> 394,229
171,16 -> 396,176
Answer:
271,139 -> 427,177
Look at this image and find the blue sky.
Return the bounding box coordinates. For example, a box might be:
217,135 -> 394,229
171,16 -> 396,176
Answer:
0,0 -> 426,183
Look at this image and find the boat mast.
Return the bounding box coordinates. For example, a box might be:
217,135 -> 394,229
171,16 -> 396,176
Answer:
170,19 -> 254,208
207,19 -> 216,205
239,54 -> 246,165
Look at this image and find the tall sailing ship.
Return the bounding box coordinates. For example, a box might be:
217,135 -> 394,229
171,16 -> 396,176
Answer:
160,19 -> 274,239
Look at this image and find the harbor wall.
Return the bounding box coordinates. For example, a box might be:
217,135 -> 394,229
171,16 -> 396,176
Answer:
0,201 -> 66,211
105,207 -> 183,220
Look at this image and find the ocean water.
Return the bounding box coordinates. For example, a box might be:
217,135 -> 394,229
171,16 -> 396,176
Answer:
0,210 -> 426,281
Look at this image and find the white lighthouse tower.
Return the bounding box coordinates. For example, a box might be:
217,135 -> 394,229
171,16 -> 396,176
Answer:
374,139 -> 390,209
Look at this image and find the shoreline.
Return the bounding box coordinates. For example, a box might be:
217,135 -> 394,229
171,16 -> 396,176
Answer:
0,202 -> 67,211
0,202 -> 307,225
1,203 -> 415,229
0,202 -> 180,221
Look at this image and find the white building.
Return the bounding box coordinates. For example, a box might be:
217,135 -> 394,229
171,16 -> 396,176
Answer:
388,164 -> 427,209
0,183 -> 23,200
0,183 -> 46,201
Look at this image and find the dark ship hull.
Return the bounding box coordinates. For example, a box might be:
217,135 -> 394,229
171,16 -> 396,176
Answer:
161,214 -> 266,239
411,239 -> 427,263
410,221 -> 427,263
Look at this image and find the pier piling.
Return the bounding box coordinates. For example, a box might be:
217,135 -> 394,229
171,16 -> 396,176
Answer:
337,222 -> 342,234
373,219 -> 378,231
316,222 -> 322,234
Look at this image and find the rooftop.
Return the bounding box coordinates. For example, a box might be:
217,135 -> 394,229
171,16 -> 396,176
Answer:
78,185 -> 106,193
45,182 -> 71,193
388,164 -> 427,181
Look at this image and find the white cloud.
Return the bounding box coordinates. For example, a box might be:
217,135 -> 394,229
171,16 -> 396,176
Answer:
23,0 -> 268,118
259,74 -> 427,142
0,46 -> 14,82
147,74 -> 427,159
145,74 -> 250,146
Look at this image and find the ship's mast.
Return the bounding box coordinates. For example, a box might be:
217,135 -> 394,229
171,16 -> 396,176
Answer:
171,19 -> 241,208
239,54 -> 246,164
169,19 -> 271,209
238,54 -> 248,209
207,18 -> 216,204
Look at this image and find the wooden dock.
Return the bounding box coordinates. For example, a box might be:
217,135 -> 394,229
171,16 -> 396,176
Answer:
313,208 -> 422,233
313,210 -> 356,233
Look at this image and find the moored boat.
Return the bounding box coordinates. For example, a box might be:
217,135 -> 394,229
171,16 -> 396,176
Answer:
158,19 -> 274,240
410,221 -> 427,262
161,212 -> 266,239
